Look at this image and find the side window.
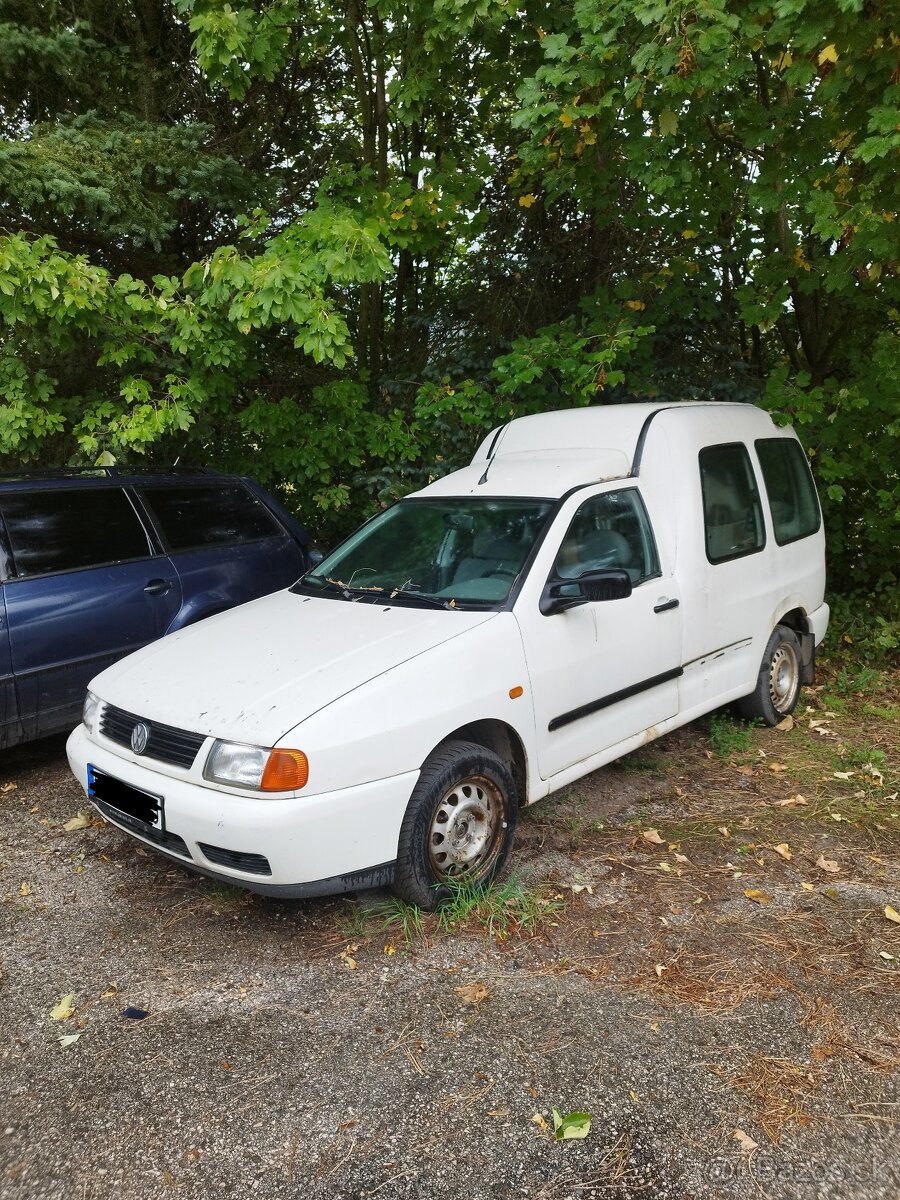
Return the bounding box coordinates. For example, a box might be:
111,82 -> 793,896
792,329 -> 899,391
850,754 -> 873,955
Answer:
0,489 -> 151,577
755,438 -> 821,545
140,485 -> 283,552
554,490 -> 660,585
699,443 -> 766,564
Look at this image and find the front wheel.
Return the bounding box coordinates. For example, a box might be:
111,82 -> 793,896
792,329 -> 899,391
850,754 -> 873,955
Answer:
393,740 -> 517,910
736,625 -> 803,726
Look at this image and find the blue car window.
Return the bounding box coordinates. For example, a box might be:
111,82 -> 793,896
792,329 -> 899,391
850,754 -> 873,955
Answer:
140,485 -> 283,552
1,489 -> 151,577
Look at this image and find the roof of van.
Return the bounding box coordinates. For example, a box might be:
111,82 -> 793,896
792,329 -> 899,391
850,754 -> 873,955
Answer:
415,401 -> 776,499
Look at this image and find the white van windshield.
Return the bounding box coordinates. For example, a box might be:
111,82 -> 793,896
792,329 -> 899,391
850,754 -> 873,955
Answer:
299,498 -> 554,608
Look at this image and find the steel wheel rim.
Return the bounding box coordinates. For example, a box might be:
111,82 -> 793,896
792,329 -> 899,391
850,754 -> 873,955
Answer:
768,642 -> 799,713
428,774 -> 505,881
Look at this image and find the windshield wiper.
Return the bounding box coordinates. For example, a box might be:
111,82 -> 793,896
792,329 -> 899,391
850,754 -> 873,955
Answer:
384,585 -> 454,610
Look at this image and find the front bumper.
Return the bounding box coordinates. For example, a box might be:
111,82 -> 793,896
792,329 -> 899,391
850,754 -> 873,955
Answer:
66,724 -> 416,896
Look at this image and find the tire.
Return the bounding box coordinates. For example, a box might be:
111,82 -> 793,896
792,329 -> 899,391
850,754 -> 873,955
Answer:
736,624 -> 803,726
393,740 -> 518,910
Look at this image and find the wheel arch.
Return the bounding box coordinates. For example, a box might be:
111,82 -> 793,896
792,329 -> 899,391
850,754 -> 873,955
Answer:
776,606 -> 811,636
427,719 -> 528,808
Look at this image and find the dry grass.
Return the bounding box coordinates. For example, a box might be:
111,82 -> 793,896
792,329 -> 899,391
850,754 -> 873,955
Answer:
729,1053 -> 823,1143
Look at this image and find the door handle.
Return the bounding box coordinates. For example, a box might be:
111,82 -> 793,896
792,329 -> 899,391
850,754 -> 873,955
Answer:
144,579 -> 174,596
654,598 -> 679,613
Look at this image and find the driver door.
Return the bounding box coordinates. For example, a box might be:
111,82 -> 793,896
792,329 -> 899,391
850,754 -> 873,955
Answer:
517,486 -> 683,780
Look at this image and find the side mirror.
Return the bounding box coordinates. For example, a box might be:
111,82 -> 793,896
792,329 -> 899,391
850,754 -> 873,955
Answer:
540,568 -> 632,616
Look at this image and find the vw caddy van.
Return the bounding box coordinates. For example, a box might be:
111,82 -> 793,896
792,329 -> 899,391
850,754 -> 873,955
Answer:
67,403 -> 828,908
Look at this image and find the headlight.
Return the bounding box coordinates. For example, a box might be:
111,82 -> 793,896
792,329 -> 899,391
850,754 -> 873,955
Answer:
82,691 -> 101,735
204,740 -> 309,792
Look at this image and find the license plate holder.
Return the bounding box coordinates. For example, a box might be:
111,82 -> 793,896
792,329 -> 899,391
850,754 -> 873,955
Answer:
88,764 -> 164,831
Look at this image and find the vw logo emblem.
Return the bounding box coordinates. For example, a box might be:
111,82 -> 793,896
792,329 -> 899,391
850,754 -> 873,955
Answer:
130,722 -> 150,755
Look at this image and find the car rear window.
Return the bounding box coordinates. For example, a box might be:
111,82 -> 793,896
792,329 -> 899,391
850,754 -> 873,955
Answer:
1,488 -> 151,577
755,438 -> 821,545
140,484 -> 283,552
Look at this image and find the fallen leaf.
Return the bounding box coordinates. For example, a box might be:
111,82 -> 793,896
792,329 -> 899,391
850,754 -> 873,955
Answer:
863,763 -> 884,786
629,1089 -> 640,1103
384,942 -> 396,956
768,762 -> 787,773
833,770 -> 854,781
50,993 -> 75,1021
884,905 -> 900,925
455,982 -> 489,1006
879,951 -> 896,962
816,854 -> 840,874
801,882 -> 815,891
58,1033 -> 81,1049
775,715 -> 794,732
100,984 -> 119,998
487,1108 -> 509,1118
654,963 -> 667,978
733,1128 -> 759,1153
775,794 -> 807,807
531,1113 -> 549,1131
736,765 -> 754,776
673,853 -> 689,864
772,843 -> 792,861
642,829 -> 664,845
657,862 -> 672,873
63,813 -> 92,832
650,1022 -> 660,1033
744,888 -> 772,905
552,1109 -> 592,1140
340,943 -> 359,971
1,781 -> 17,793
830,812 -> 844,822
19,881 -> 32,896
718,826 -> 730,838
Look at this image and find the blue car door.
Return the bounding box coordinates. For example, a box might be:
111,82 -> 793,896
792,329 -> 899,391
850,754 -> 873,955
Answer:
1,486 -> 183,740
0,549 -> 20,747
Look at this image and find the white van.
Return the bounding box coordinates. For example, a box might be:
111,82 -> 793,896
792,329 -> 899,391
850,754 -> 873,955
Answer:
67,402 -> 828,908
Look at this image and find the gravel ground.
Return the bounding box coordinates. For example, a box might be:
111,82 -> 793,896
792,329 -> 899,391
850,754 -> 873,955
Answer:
1,713 -> 898,1200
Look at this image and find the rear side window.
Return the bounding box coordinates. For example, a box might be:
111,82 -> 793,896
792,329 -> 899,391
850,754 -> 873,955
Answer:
1,489 -> 151,577
755,438 -> 821,545
699,444 -> 766,564
141,484 -> 282,552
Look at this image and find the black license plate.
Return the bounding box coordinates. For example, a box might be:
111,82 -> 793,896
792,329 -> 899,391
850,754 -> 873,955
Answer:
88,764 -> 164,830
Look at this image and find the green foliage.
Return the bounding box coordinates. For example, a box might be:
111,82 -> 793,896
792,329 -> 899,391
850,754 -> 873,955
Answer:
0,0 -> 896,582
708,713 -> 756,759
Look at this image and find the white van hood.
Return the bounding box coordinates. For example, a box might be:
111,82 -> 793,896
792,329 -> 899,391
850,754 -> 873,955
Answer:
92,590 -> 497,746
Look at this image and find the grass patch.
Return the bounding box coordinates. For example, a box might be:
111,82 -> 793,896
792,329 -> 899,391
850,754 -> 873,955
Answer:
436,874 -> 564,940
707,712 -> 756,760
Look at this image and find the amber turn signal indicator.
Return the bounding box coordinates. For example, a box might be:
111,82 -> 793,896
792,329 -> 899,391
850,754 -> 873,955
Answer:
260,749 -> 309,791
508,685 -> 524,699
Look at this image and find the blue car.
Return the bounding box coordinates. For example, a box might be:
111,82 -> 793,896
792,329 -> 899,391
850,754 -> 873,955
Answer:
0,469 -> 312,747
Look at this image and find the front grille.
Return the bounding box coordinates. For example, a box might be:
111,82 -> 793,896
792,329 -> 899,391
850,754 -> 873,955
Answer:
100,704 -> 206,769
198,843 -> 272,876
95,799 -> 191,859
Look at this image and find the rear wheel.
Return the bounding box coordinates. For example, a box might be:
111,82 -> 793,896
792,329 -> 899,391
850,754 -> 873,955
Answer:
737,625 -> 802,726
393,740 -> 517,910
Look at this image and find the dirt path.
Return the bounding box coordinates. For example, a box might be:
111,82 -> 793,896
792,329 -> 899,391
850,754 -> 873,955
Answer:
1,664 -> 898,1199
